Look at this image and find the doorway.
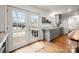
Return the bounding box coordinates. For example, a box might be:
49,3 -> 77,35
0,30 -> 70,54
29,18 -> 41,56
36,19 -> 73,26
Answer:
7,6 -> 40,51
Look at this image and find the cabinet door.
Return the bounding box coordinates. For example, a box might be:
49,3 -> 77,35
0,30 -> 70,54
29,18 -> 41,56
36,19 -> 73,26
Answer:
45,30 -> 50,41
50,30 -> 55,40
60,27 -> 63,34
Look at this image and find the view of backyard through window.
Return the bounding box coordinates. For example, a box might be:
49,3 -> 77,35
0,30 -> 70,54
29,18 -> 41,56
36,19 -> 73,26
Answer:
31,15 -> 39,28
12,10 -> 39,47
12,10 -> 26,46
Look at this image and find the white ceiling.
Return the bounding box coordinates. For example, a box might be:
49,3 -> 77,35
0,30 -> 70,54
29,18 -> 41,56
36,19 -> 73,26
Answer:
33,5 -> 79,14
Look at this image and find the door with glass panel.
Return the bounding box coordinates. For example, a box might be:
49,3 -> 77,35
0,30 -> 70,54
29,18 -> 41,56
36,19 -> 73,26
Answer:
8,6 -> 29,51
29,13 -> 40,43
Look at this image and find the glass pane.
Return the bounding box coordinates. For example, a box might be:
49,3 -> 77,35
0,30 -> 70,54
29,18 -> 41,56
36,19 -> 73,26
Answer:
21,13 -> 26,32
12,10 -> 26,47
12,10 -> 18,33
31,15 -> 39,28
17,12 -> 22,32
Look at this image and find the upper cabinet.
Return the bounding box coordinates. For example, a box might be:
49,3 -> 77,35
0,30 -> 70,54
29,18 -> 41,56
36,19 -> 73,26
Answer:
42,17 -> 51,24
41,14 -> 61,28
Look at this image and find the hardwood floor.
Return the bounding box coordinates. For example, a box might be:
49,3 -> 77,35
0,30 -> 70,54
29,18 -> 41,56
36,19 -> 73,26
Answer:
12,35 -> 71,53
38,35 -> 71,53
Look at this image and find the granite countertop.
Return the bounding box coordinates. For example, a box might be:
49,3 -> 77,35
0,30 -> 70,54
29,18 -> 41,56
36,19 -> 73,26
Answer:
42,27 -> 61,30
68,30 -> 79,41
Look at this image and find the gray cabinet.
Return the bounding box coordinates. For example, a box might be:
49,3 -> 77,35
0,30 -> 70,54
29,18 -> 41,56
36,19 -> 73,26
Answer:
43,27 -> 63,41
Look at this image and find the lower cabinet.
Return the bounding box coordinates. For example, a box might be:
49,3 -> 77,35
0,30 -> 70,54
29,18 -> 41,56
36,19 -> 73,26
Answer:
0,44 -> 6,53
43,27 -> 63,41
0,34 -> 8,53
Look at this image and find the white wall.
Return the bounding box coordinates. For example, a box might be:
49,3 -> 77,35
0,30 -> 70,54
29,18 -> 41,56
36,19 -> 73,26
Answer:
0,5 -> 7,32
68,15 -> 79,30
59,11 -> 79,34
59,14 -> 69,34
0,6 -> 5,32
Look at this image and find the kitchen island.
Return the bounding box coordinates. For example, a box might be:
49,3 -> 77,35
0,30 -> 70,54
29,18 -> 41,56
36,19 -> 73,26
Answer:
43,27 -> 63,41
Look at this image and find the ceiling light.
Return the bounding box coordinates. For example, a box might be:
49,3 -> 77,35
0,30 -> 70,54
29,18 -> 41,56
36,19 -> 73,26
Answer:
74,13 -> 78,15
53,12 -> 58,14
49,14 -> 55,17
67,8 -> 72,12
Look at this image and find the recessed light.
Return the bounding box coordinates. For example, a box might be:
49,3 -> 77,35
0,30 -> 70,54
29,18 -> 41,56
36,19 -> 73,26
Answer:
67,8 -> 72,12
49,14 -> 55,17
52,12 -> 58,14
74,13 -> 78,15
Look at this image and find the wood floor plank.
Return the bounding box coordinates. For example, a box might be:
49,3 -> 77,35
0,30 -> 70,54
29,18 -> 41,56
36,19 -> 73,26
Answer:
12,35 -> 71,53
